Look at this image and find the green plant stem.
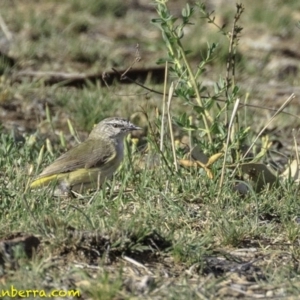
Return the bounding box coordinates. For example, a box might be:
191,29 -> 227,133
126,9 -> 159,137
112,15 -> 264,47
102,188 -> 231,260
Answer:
178,44 -> 213,143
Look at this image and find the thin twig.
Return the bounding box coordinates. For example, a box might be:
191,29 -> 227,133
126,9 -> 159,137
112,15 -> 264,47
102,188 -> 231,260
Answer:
166,82 -> 178,172
0,13 -> 12,40
160,62 -> 168,152
120,44 -> 141,79
14,67 -> 300,121
111,68 -> 300,121
218,98 -> 240,195
123,255 -> 153,274
292,129 -> 299,165
225,4 -> 244,124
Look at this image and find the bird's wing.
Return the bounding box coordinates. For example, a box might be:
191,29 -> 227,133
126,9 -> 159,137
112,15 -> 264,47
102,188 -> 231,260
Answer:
36,139 -> 116,178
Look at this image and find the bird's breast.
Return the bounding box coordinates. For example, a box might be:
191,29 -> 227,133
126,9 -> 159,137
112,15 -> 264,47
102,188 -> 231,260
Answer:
115,140 -> 124,164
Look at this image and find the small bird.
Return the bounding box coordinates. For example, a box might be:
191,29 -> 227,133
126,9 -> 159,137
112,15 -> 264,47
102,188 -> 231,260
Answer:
30,117 -> 141,195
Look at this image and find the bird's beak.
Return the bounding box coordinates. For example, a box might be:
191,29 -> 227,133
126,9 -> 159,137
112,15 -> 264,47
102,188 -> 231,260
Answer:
131,125 -> 142,131
129,123 -> 142,131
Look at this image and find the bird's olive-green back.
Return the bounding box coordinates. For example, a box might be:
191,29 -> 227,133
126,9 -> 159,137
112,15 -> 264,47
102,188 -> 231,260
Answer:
36,138 -> 117,179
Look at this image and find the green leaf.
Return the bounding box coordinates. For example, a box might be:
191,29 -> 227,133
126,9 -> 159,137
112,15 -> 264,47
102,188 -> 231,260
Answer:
193,106 -> 205,114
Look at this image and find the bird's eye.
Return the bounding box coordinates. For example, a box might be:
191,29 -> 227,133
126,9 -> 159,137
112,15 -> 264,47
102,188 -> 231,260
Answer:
113,124 -> 119,128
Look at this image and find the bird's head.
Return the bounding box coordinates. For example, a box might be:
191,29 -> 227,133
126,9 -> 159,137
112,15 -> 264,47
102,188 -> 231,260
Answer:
89,117 -> 141,140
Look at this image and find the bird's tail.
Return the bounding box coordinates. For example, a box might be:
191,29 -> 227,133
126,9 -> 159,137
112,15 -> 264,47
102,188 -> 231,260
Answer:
30,174 -> 61,188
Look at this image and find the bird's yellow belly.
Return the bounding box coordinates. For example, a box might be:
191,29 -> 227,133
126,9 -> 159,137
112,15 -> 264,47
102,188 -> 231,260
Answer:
67,167 -> 113,191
